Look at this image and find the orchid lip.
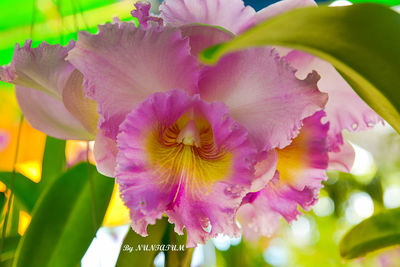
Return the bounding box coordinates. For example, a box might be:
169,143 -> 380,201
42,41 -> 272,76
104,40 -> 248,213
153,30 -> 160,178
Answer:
116,90 -> 257,246
146,113 -> 233,202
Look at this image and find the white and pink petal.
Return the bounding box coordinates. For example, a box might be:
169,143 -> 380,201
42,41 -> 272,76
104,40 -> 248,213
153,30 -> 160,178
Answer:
199,48 -> 327,152
284,51 -> 383,150
15,86 -> 94,140
131,1 -> 163,29
237,190 -> 281,239
67,22 -> 200,140
250,150 -> 278,192
160,0 -> 255,34
62,69 -> 99,136
93,129 -> 119,177
254,0 -> 316,25
3,40 -> 75,96
328,141 -> 355,173
1,41 -> 95,140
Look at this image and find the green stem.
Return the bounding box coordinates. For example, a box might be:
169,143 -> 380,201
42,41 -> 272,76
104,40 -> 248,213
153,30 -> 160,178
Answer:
29,0 -> 36,38
87,142 -> 98,234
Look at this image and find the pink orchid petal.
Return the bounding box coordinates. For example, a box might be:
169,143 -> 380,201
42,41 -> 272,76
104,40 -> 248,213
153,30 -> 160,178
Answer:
254,0 -> 316,24
328,141 -> 355,173
131,1 -> 163,29
238,111 -> 329,238
1,41 -> 94,140
237,196 -> 281,239
160,0 -> 255,34
265,111 -> 328,221
265,179 -> 315,221
0,67 -> 9,82
237,177 -> 309,237
94,129 -> 118,177
166,182 -> 246,247
15,86 -> 93,140
251,150 -> 278,192
62,69 -> 99,136
284,51 -> 383,150
180,24 -> 233,57
199,48 -> 327,151
116,89 -> 257,247
117,90 -> 194,237
238,174 -> 315,239
276,111 -> 329,191
67,22 -> 200,140
0,130 -> 10,152
5,40 -> 74,96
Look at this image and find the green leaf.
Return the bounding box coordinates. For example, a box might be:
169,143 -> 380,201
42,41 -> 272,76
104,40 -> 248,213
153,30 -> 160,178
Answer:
217,242 -> 269,267
0,137 -> 65,213
38,136 -> 66,192
162,224 -> 192,267
9,204 -> 19,236
339,208 -> 400,259
116,217 -> 169,267
0,192 -> 6,213
352,0 -> 400,5
0,258 -> 14,267
200,4 -> 400,134
1,236 -> 20,261
0,173 -> 39,212
13,163 -> 114,267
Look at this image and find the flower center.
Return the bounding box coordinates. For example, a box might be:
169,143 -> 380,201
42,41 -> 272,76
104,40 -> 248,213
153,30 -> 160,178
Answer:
176,120 -> 201,147
145,115 -> 232,202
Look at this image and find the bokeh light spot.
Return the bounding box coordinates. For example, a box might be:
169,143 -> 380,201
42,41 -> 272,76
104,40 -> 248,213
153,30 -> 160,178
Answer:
384,185 -> 400,209
313,196 -> 335,217
345,192 -> 374,224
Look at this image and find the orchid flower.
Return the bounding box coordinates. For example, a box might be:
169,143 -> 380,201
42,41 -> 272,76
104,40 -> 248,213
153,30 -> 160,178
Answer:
0,0 -> 381,247
238,111 -> 330,239
0,41 -> 98,140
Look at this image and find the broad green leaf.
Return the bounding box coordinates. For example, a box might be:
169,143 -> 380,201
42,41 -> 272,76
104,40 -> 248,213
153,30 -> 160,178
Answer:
38,136 -> 66,192
352,0 -> 400,5
0,172 -> 39,212
0,258 -> 13,267
13,163 -> 114,267
0,236 -> 20,261
339,208 -> 400,259
200,4 -> 400,134
116,217 -> 169,267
